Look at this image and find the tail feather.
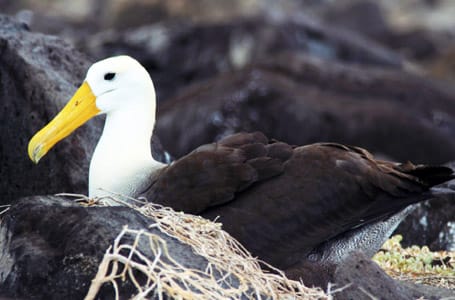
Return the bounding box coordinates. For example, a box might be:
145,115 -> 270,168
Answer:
405,165 -> 454,187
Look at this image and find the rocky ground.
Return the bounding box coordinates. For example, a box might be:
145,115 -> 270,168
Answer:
0,0 -> 454,299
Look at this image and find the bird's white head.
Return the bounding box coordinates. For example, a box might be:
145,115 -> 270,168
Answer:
86,55 -> 155,115
28,55 -> 157,164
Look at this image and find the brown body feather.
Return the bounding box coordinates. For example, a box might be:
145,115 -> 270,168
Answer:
143,132 -> 454,269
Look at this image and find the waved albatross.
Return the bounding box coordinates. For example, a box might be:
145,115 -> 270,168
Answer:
28,56 -> 455,270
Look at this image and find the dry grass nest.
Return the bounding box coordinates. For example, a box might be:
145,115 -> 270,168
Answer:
77,194 -> 329,300
373,235 -> 455,290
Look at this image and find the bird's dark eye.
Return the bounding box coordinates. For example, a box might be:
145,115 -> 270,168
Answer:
104,72 -> 116,81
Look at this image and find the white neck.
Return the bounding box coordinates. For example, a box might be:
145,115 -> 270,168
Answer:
89,104 -> 164,198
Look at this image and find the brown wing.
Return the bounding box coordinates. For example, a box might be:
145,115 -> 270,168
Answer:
143,132 -> 293,213
143,132 -> 453,269
198,142 -> 454,269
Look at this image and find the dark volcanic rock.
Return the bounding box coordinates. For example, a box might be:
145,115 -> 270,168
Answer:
322,1 -> 390,42
156,53 -> 455,165
397,162 -> 455,250
81,16 -> 404,102
287,252 -> 454,300
0,196 -> 227,300
321,0 -> 455,62
0,15 -> 166,204
0,15 -> 95,203
397,198 -> 455,251
332,252 -> 454,300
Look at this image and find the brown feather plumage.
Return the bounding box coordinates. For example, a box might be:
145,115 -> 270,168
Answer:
143,132 -> 454,269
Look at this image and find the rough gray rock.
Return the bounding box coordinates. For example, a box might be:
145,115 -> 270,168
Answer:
287,251 -> 454,299
332,252 -> 454,300
0,15 -> 95,204
156,53 -> 455,165
319,0 -> 455,63
397,161 -> 455,251
0,196 -> 239,300
81,16 -> 404,102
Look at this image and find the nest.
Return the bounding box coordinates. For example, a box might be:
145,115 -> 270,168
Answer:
81,196 -> 329,300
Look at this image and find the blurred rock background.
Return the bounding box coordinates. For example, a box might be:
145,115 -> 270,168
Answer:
3,0 -> 455,82
1,0 -> 454,250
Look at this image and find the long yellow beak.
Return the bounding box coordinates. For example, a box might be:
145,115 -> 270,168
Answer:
28,81 -> 100,163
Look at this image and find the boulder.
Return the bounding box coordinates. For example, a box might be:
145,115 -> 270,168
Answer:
332,252 -> 454,300
81,16 -> 404,102
0,15 -> 94,204
0,196 -> 222,299
396,161 -> 455,250
156,53 -> 455,165
287,252 -> 454,300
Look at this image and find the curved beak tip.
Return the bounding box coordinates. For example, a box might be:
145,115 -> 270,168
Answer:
28,142 -> 42,164
31,155 -> 41,164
